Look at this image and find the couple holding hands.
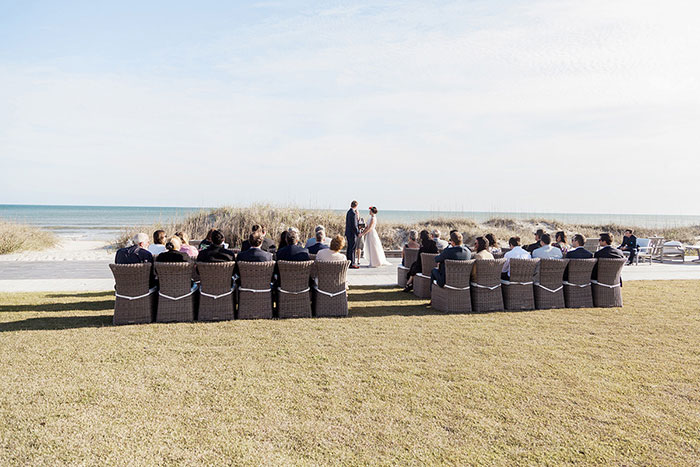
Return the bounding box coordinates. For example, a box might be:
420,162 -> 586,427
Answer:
345,200 -> 390,269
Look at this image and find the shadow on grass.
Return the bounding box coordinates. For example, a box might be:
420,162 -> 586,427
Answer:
45,291 -> 113,299
0,300 -> 115,313
349,285 -> 447,317
0,314 -> 113,332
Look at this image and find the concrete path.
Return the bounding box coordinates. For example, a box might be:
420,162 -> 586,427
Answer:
1,257 -> 699,292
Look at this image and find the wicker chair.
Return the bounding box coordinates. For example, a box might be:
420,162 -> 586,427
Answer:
237,261 -> 275,319
414,253 -> 437,299
154,262 -> 198,322
277,260 -> 314,318
308,254 -> 317,261
534,258 -> 569,309
110,263 -> 157,325
470,259 -> 506,312
592,258 -> 626,307
501,258 -> 539,311
493,251 -> 505,259
314,260 -> 350,317
430,259 -> 475,313
197,262 -> 235,321
563,259 -> 596,308
398,248 -> 419,288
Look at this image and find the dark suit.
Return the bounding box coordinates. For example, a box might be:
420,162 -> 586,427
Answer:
236,247 -> 273,263
115,245 -> 153,265
197,245 -> 236,263
155,250 -> 191,262
524,241 -> 540,254
308,242 -> 329,254
566,247 -> 594,259
276,244 -> 310,262
430,245 -> 471,288
241,237 -> 276,253
345,208 -> 359,265
592,245 -> 625,280
620,235 -> 637,263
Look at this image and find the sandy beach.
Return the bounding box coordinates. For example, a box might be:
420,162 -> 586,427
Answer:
0,239 -> 114,262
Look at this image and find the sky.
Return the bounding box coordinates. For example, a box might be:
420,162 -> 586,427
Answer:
1,0 -> 699,215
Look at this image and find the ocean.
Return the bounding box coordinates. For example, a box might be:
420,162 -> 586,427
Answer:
1,204 -> 699,241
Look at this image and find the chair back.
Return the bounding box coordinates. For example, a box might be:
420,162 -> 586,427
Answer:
197,261 -> 235,295
237,261 -> 275,290
566,259 -> 596,285
110,263 -> 152,296
278,260 -> 314,292
316,261 -> 350,294
403,248 -> 420,268
636,238 -> 650,249
155,262 -> 195,296
308,253 -> 317,261
420,253 -> 438,276
508,258 -> 539,282
444,259 -> 475,288
538,259 -> 569,288
472,259 -> 506,287
595,258 -> 626,286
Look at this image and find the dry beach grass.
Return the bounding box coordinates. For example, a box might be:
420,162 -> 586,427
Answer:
1,281 -> 699,465
114,205 -> 700,251
0,221 -> 57,255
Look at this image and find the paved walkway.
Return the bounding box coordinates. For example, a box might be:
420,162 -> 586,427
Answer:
1,258 -> 700,292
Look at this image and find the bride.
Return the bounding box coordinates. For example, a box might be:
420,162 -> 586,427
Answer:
359,206 -> 391,267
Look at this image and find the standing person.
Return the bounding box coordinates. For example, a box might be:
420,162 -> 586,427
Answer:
356,217 -> 366,264
619,229 -> 637,265
345,200 -> 360,269
359,206 -> 391,267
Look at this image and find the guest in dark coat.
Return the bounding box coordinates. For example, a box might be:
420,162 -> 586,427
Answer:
403,230 -> 439,292
197,230 -> 236,263
619,229 -> 638,265
276,228 -> 310,261
566,234 -> 594,259
525,229 -> 545,254
240,224 -> 277,253
592,232 -> 625,281
115,232 -> 153,264
236,232 -> 274,263
308,228 -> 330,254
430,231 -> 471,288
155,236 -> 191,262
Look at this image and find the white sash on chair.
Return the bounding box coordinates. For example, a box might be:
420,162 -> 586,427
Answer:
470,282 -> 500,290
116,286 -> 157,301
159,284 -> 199,301
534,283 -> 563,293
591,280 -> 621,288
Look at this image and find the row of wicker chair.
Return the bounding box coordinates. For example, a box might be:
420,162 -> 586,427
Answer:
398,250 -> 625,313
109,260 -> 351,325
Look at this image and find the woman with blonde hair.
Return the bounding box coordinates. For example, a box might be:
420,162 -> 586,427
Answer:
175,231 -> 198,259
316,235 -> 348,262
155,236 -> 191,262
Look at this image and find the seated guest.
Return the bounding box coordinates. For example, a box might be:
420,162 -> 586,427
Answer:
619,229 -> 637,265
430,231 -> 471,288
175,231 -> 198,259
471,236 -> 494,281
316,235 -> 347,262
432,229 -> 449,250
553,231 -> 570,255
566,234 -> 594,259
305,225 -> 331,248
501,236 -> 531,280
156,236 -> 191,262
532,233 -> 564,259
241,225 -> 277,253
198,229 -> 216,251
401,229 -> 421,266
485,233 -> 501,254
403,230 -> 440,292
197,230 -> 236,262
276,228 -> 310,261
308,228 -> 330,254
236,231 -> 274,262
593,232 -> 625,280
278,230 -> 289,250
525,229 -> 545,254
115,233 -> 153,264
148,229 -> 167,256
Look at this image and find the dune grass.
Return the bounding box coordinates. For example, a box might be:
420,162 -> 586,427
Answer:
0,221 -> 57,255
114,205 -> 700,252
1,282 -> 699,464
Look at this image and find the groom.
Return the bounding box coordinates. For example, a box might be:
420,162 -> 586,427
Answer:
345,200 -> 360,269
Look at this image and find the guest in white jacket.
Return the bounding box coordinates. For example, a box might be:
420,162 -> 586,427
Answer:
316,235 -> 348,262
501,236 -> 532,280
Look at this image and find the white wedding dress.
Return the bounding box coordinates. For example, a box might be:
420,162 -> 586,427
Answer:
363,215 -> 391,267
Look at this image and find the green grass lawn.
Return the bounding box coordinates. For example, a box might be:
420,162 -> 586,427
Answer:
1,282 -> 699,465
